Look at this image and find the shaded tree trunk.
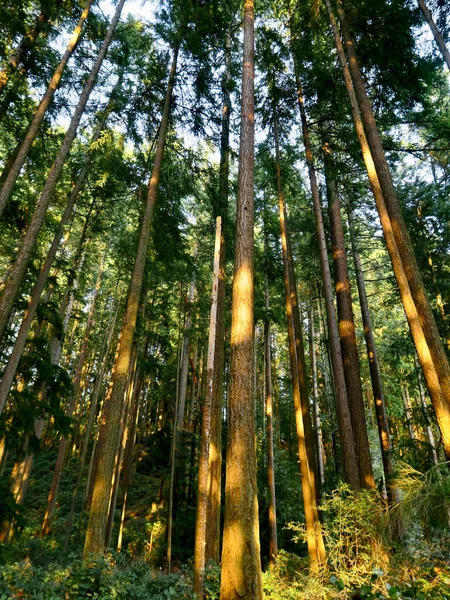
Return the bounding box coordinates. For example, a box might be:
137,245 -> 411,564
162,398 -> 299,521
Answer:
309,305 -> 325,488
417,0 -> 450,70
325,161 -> 374,489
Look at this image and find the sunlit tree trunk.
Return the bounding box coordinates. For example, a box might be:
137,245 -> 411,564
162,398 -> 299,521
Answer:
220,1 -> 263,596
325,0 -> 450,462
83,44 -> 179,558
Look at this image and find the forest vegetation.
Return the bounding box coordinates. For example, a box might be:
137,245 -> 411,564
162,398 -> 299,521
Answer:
0,0 -> 450,598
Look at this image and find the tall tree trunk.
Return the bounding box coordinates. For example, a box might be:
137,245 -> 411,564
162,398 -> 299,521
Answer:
273,104 -> 320,500
328,0 -> 450,461
0,10 -> 50,96
0,0 -> 126,343
83,44 -> 179,558
325,161 -> 374,489
41,254 -> 104,535
194,216 -> 222,597
177,276 -> 196,428
117,364 -> 143,551
274,125 -> 325,569
309,305 -> 325,488
291,55 -> 359,489
348,212 -> 397,502
417,0 -> 450,70
414,354 -> 439,465
205,30 -> 231,564
402,385 -> 417,443
264,272 -> 278,567
64,299 -> 120,551
0,109 -> 111,413
0,0 -> 94,214
219,1 -> 263,597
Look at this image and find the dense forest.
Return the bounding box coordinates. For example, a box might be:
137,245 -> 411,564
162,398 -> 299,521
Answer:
0,0 -> 450,597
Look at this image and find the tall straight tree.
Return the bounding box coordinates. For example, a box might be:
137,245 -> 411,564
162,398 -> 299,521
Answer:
272,103 -> 325,567
291,48 -> 359,488
324,0 -> 450,461
205,29 -> 232,564
219,1 -> 263,598
0,0 -> 126,347
325,156 -> 375,489
83,43 -> 179,558
194,216 -> 222,598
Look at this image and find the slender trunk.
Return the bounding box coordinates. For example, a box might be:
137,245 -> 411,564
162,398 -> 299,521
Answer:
194,216 -> 222,597
83,44 -> 178,558
0,0 -> 94,214
414,354 -> 439,465
177,277 -> 196,427
309,306 -> 325,488
325,162 -> 374,488
291,56 -> 359,489
417,0 -> 450,70
205,31 -> 231,564
0,10 -> 50,96
41,256 -> 103,535
0,0 -> 126,343
328,0 -> 450,460
402,386 -> 416,443
117,368 -> 143,551
63,300 -> 120,550
264,273 -> 278,566
220,2 -> 263,597
0,111 -> 110,413
348,213 -> 396,501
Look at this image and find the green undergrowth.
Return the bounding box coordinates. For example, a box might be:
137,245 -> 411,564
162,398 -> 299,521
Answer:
1,467 -> 450,599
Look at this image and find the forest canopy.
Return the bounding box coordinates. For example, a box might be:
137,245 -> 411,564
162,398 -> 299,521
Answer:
0,0 -> 450,598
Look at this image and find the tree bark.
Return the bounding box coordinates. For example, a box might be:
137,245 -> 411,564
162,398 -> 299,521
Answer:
0,0 -> 94,215
0,0 -> 125,343
264,272 -> 278,567
309,305 -> 325,488
291,55 -> 359,489
348,212 -> 396,501
205,30 -> 231,565
194,216 -> 222,597
219,2 -> 263,597
83,44 -> 179,558
331,0 -> 450,461
325,161 -> 374,489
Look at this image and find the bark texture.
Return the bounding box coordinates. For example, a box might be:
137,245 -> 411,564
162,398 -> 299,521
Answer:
220,2 -> 263,597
